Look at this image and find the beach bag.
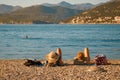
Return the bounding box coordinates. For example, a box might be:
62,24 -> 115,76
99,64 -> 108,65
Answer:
94,54 -> 108,65
24,59 -> 43,66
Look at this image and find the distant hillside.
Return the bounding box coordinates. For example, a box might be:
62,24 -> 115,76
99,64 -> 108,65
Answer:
0,4 -> 22,14
42,1 -> 94,10
0,5 -> 82,24
72,3 -> 94,10
62,0 -> 120,24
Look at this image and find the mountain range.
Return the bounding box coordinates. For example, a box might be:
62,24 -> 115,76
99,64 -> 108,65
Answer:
0,1 -> 94,14
42,1 -> 94,10
0,4 -> 22,14
0,1 -> 94,24
0,5 -> 82,24
1,1 -> 119,24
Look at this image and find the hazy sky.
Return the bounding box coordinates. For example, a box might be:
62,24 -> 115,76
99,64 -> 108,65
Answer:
0,0 -> 110,7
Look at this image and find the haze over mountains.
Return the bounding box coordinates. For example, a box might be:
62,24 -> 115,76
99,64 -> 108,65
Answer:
0,4 -> 22,14
42,1 -> 94,10
0,1 -> 94,14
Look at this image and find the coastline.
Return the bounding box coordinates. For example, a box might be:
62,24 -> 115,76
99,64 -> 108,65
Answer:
0,23 -> 120,25
0,59 -> 120,80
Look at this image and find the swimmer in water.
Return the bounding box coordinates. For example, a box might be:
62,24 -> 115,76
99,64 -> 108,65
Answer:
25,35 -> 28,38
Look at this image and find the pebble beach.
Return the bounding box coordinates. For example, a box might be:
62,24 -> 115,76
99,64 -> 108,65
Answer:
0,59 -> 120,80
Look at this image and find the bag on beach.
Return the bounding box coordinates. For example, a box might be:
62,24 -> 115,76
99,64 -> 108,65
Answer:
24,59 -> 43,66
94,54 -> 109,65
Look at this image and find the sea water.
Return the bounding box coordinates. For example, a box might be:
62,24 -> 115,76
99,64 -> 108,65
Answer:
0,24 -> 120,59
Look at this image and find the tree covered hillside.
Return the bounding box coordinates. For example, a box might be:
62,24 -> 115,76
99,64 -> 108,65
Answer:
0,5 -> 82,24
62,0 -> 120,24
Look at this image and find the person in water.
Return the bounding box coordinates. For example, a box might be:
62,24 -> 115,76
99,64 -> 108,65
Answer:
25,35 -> 28,38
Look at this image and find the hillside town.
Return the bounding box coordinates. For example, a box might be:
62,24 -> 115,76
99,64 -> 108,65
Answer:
70,16 -> 120,24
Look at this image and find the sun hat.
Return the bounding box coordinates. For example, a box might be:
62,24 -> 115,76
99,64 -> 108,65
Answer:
46,51 -> 59,63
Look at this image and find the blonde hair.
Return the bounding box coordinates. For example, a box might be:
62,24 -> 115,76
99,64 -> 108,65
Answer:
77,52 -> 84,60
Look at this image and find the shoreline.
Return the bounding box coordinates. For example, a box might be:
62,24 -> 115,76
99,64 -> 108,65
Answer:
0,23 -> 120,25
0,59 -> 120,80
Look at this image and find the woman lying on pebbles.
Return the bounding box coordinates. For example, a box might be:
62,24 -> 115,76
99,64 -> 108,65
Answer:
0,48 -> 120,80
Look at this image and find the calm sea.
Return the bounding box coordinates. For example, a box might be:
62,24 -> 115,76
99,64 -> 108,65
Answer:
0,24 -> 120,59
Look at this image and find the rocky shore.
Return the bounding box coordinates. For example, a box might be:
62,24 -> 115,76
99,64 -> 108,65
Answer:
0,59 -> 120,80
